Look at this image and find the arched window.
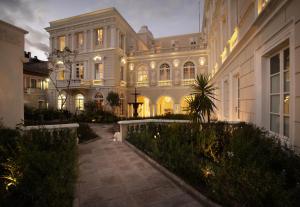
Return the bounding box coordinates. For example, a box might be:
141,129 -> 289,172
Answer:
159,63 -> 170,80
183,62 -> 195,79
137,66 -> 148,82
94,92 -> 104,109
75,94 -> 84,111
57,94 -> 66,110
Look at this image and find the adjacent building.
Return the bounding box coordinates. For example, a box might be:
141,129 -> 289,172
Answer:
203,0 -> 300,150
45,8 -> 208,116
0,20 -> 27,128
23,52 -> 49,109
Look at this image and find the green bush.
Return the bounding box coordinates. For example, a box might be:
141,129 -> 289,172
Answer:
127,122 -> 300,207
77,123 -> 98,143
0,127 -> 77,207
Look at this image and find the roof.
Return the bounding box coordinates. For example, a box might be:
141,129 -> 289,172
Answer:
23,58 -> 49,77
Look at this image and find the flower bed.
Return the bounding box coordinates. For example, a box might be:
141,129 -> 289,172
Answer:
0,126 -> 77,207
127,122 -> 300,207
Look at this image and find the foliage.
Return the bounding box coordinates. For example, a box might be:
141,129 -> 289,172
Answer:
123,113 -> 190,121
24,106 -> 72,125
0,127 -> 77,207
74,106 -> 119,124
189,74 -> 217,123
77,123 -> 98,143
127,122 -> 300,207
106,91 -> 120,112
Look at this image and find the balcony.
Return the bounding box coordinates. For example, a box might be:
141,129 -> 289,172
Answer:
136,81 -> 149,87
158,80 -> 172,87
56,80 -> 91,88
24,88 -> 44,94
181,79 -> 196,86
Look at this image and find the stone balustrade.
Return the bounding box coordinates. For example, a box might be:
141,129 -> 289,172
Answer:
118,119 -> 190,142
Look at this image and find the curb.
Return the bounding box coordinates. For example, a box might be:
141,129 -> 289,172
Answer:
124,140 -> 221,207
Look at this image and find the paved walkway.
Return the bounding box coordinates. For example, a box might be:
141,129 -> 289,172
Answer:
74,124 -> 203,207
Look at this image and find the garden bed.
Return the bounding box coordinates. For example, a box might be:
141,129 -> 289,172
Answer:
0,126 -> 77,207
126,122 -> 300,207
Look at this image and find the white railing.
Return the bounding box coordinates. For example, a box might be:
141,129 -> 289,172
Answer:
158,80 -> 172,86
136,81 -> 149,87
118,119 -> 190,142
181,79 -> 196,86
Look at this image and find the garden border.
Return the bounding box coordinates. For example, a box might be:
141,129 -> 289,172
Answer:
125,140 -> 221,207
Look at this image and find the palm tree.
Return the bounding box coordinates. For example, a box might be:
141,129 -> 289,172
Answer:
188,74 -> 217,123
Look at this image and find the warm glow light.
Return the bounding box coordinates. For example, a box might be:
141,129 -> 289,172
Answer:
121,57 -> 127,65
150,61 -> 156,69
165,97 -> 171,103
57,61 -> 63,65
228,27 -> 239,52
199,57 -> 206,66
221,47 -> 228,63
93,56 -> 102,61
173,59 -> 180,68
45,78 -> 50,82
129,63 -> 134,71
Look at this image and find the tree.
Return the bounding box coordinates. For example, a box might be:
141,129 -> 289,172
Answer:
106,91 -> 120,114
48,47 -> 77,111
188,74 -> 217,124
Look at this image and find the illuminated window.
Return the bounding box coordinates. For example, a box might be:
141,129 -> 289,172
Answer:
137,68 -> 148,82
183,62 -> 195,79
76,32 -> 84,49
75,63 -> 84,79
75,94 -> 84,111
94,63 -> 104,80
269,48 -> 290,137
58,70 -> 65,80
57,94 -> 66,110
58,36 -> 65,51
159,63 -> 170,80
95,28 -> 103,46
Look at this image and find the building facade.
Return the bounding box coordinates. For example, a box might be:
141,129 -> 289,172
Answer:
0,20 -> 27,128
45,8 -> 208,116
203,0 -> 300,150
23,52 -> 49,109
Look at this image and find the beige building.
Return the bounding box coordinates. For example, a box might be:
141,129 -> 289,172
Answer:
23,52 -> 49,109
0,20 -> 27,128
203,0 -> 300,150
45,8 -> 208,116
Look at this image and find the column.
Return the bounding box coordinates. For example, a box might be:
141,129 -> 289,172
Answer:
84,61 -> 88,80
71,33 -> 75,51
110,26 -> 116,48
104,26 -> 108,48
49,37 -> 53,52
84,30 -> 87,52
90,29 -> 94,51
53,37 -> 57,51
116,29 -> 120,49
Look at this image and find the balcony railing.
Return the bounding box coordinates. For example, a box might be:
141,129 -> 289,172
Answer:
158,80 -> 172,86
181,79 -> 196,86
129,44 -> 207,57
136,81 -> 149,87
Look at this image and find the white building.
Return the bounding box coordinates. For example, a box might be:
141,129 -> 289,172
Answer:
203,0 -> 300,150
45,8 -> 208,117
0,20 -> 27,128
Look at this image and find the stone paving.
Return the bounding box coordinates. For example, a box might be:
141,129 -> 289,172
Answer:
74,124 -> 203,207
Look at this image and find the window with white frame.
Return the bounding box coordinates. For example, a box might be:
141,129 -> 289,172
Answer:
95,28 -> 104,46
58,36 -> 65,51
75,94 -> 84,111
159,63 -> 170,80
137,66 -> 148,82
76,32 -> 84,49
94,63 -> 104,80
57,94 -> 66,110
75,63 -> 84,79
183,62 -> 195,79
269,48 -> 290,137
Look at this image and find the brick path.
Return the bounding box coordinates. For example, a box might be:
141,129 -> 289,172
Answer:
74,124 -> 203,207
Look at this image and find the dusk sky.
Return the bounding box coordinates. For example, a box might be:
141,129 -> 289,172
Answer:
0,0 -> 204,60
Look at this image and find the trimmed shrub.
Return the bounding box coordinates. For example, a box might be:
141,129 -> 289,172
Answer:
0,127 -> 77,207
127,122 -> 300,207
77,123 -> 98,143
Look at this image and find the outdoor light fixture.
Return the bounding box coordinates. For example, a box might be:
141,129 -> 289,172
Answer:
45,78 -> 50,82
121,57 -> 127,64
150,61 -> 156,69
129,63 -> 134,71
199,57 -> 206,66
173,59 -> 180,67
56,60 -> 63,65
93,56 -> 102,61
